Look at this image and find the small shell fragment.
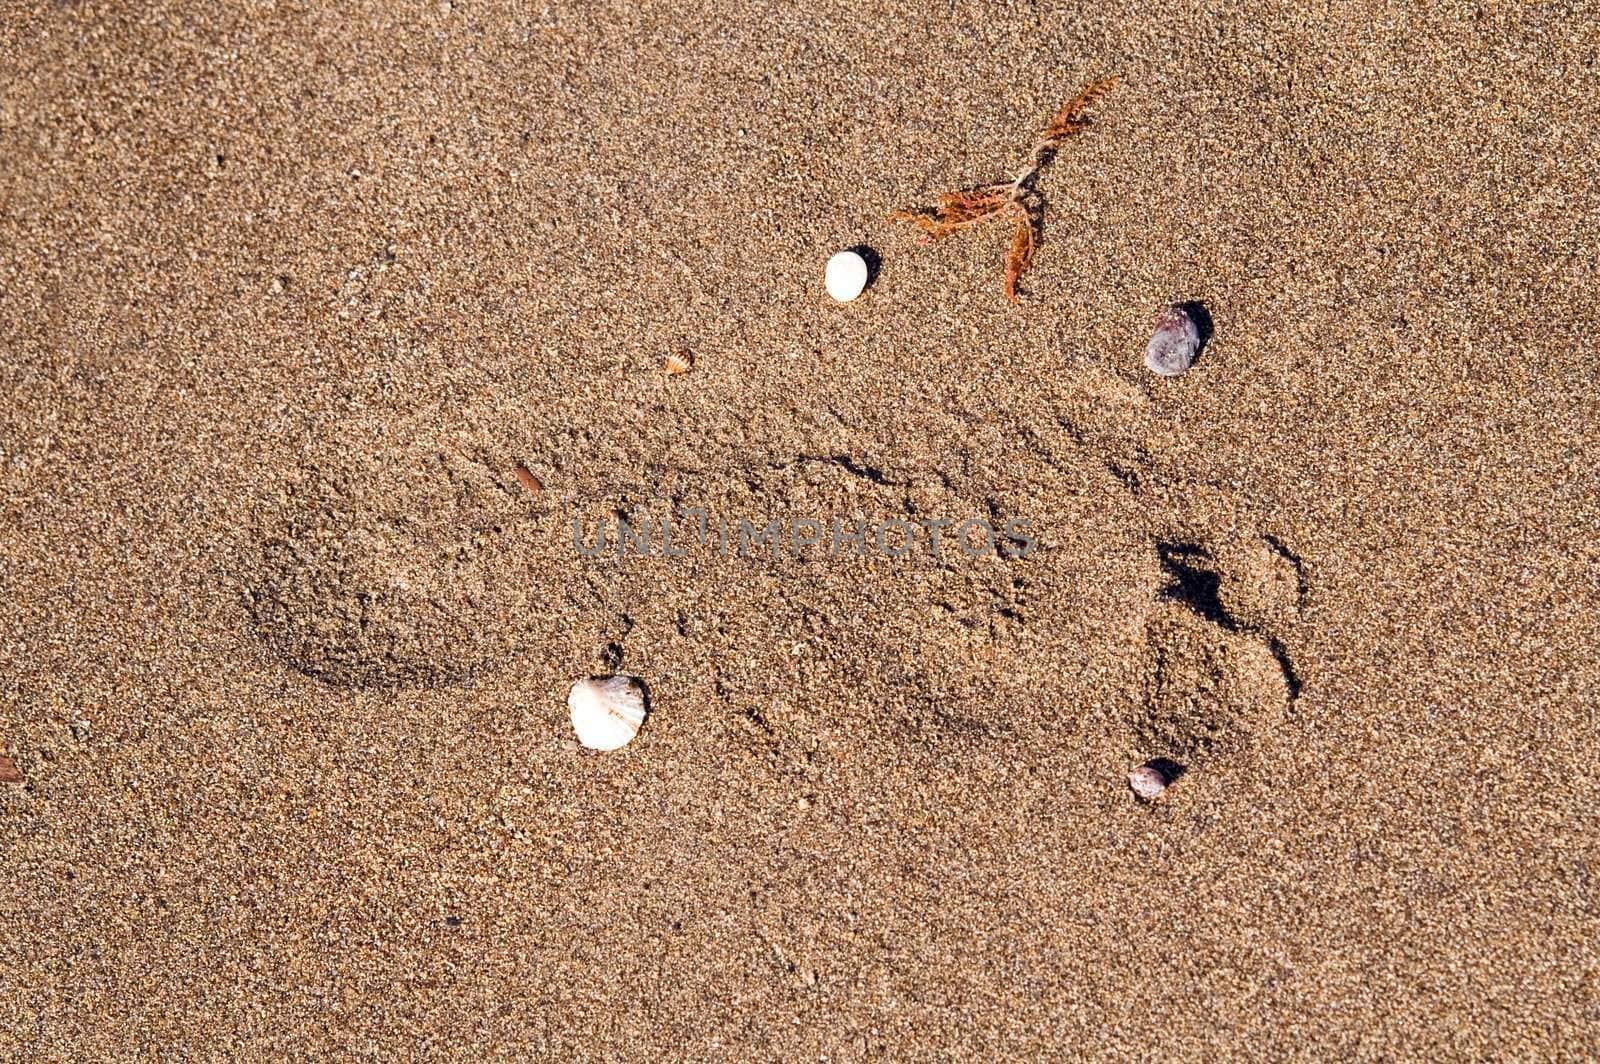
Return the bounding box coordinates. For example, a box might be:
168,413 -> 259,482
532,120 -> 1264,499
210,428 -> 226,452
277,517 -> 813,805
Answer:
1144,303 -> 1203,376
663,351 -> 693,375
0,754 -> 22,784
824,250 -> 869,302
1127,760 -> 1173,800
567,675 -> 648,751
512,463 -> 543,494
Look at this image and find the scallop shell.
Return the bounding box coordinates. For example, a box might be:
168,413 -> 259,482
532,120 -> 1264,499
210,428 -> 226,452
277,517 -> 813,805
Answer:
1144,304 -> 1202,376
663,351 -> 693,375
567,675 -> 648,751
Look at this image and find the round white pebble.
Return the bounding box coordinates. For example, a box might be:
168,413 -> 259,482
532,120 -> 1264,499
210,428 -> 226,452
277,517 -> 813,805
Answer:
824,250 -> 869,302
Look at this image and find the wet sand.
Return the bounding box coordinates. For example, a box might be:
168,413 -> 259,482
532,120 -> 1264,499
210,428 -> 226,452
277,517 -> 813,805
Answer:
2,0 -> 1598,1057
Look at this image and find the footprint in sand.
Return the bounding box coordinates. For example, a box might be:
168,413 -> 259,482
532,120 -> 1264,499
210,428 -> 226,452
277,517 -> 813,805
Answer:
244,427 -> 570,689
241,418 -> 1037,715
241,367 -> 1310,798
1126,536 -> 1305,779
1006,374 -> 1309,787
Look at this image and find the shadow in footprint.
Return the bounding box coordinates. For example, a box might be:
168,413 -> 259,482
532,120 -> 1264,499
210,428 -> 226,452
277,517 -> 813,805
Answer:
1156,542 -> 1232,630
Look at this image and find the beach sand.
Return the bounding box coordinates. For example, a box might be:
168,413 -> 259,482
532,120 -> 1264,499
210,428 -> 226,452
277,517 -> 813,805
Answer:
2,0 -> 1597,1057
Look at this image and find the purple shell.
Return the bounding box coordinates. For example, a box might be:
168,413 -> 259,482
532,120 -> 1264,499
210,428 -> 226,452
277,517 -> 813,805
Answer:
1128,758 -> 1181,800
1127,763 -> 1168,799
1144,304 -> 1202,376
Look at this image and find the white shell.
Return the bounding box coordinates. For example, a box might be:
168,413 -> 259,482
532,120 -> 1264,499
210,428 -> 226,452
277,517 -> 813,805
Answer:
567,675 -> 648,751
1145,304 -> 1202,376
1127,762 -> 1170,800
824,250 -> 869,302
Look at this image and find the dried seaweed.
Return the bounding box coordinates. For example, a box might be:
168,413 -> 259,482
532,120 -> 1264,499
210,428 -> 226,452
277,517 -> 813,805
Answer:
892,76 -> 1119,304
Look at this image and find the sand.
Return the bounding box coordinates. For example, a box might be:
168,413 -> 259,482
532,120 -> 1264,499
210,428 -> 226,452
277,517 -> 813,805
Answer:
2,0 -> 1597,1058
